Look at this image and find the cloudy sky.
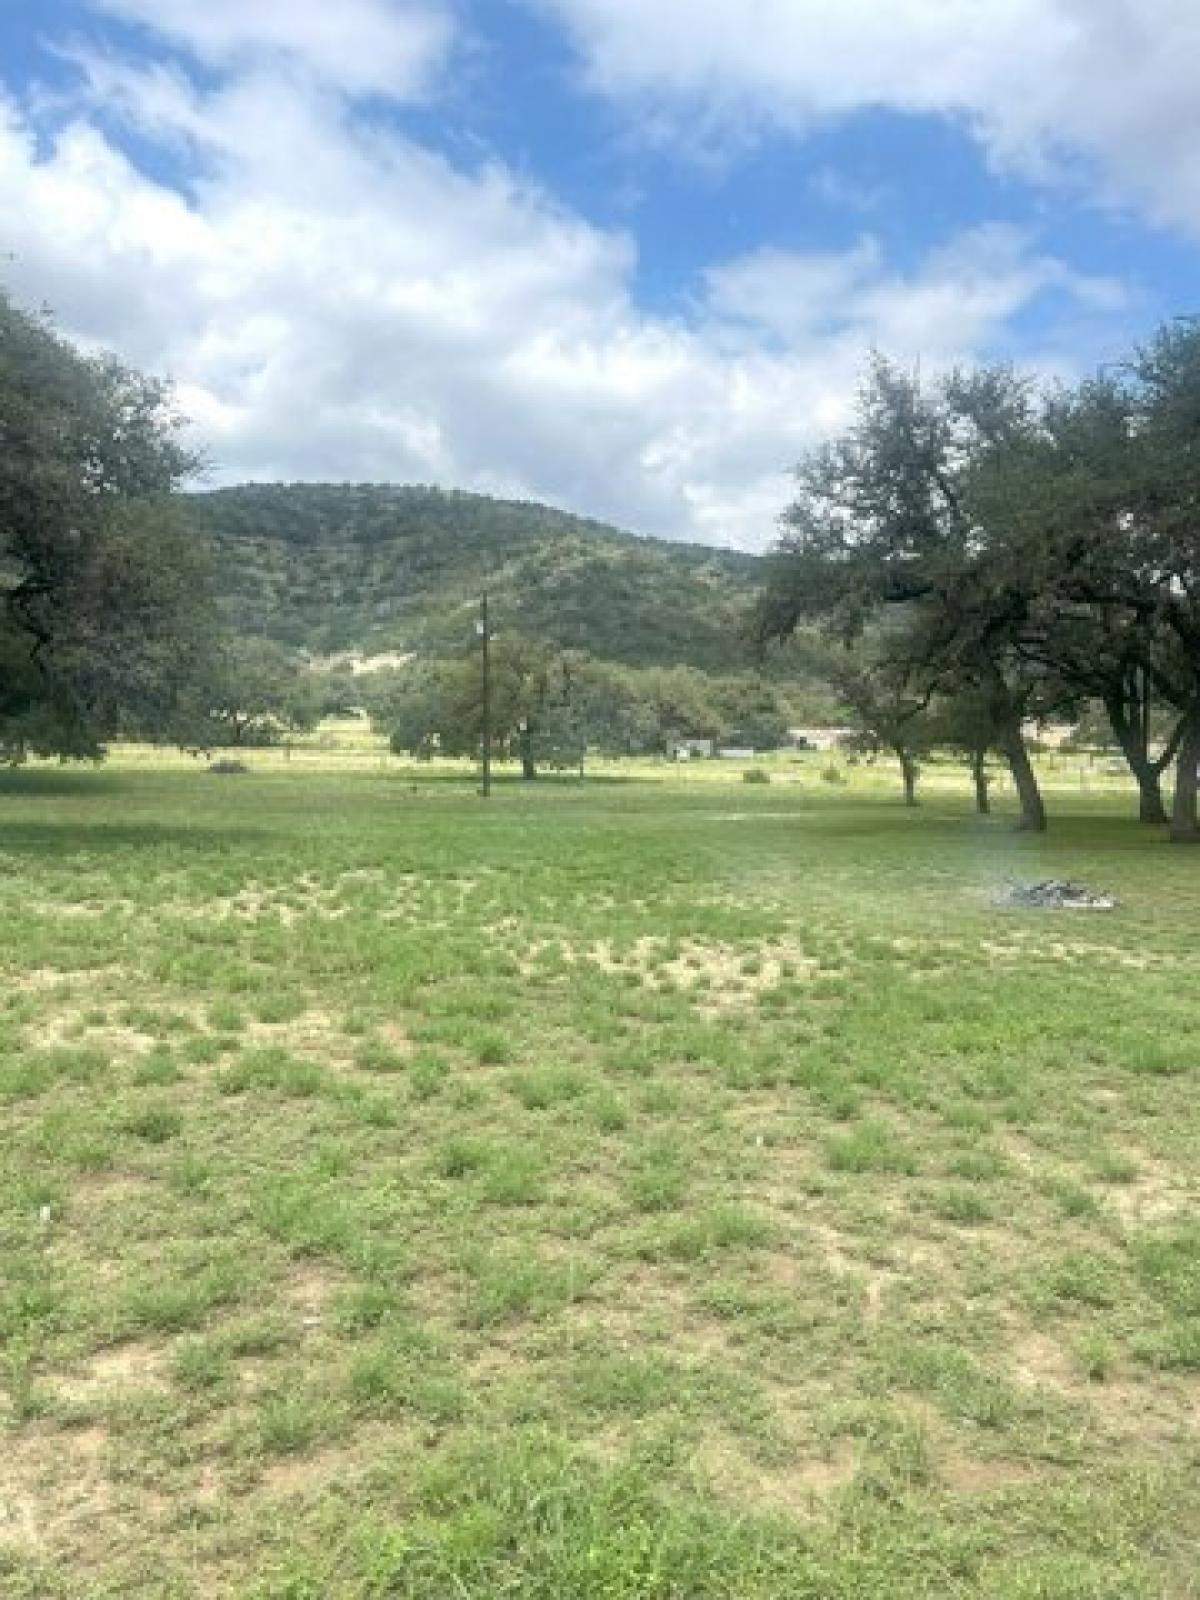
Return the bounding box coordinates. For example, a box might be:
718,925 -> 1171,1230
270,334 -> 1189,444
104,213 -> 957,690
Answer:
3,1 -> 1199,548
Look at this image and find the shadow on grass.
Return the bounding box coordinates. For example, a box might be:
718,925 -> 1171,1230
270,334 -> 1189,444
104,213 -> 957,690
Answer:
388,770 -> 644,789
0,820 -> 270,857
799,798 -> 1176,860
0,767 -> 130,799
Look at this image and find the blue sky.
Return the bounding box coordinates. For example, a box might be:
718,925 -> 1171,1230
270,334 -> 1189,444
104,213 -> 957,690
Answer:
2,0 -> 1199,548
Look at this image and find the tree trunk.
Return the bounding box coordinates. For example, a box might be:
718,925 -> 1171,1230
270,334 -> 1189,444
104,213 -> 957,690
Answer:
1170,708 -> 1200,843
970,749 -> 990,815
895,748 -> 918,806
1103,691 -> 1168,825
1138,780 -> 1168,825
519,724 -> 537,781
999,718 -> 1046,832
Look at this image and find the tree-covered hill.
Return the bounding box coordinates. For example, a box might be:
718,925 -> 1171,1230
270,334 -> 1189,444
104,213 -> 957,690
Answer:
186,483 -> 765,670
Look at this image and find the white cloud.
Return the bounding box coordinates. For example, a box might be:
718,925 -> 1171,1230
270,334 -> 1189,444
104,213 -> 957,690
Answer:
530,0 -> 1200,236
710,226 -> 1125,357
807,167 -> 888,216
0,63 -> 1125,551
705,240 -> 886,343
85,0 -> 454,99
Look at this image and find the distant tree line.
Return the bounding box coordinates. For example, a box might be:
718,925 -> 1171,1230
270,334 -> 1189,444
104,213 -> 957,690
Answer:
759,321 -> 1200,842
363,646 -> 811,777
0,281 -> 825,769
11,284 -> 1200,829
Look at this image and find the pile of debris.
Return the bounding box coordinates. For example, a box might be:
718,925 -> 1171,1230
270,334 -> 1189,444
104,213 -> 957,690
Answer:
997,879 -> 1118,912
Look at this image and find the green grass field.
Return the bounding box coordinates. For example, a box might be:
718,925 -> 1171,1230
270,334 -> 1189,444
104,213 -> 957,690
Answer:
1,758 -> 1197,1597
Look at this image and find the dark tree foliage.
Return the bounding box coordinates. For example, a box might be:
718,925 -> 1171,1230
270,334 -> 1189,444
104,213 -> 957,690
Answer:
812,638 -> 936,806
0,291 -> 210,760
762,325 -> 1200,841
374,637 -> 567,777
186,637 -> 321,750
960,329 -> 1200,840
371,649 -> 798,770
760,358 -> 1058,831
926,689 -> 1006,815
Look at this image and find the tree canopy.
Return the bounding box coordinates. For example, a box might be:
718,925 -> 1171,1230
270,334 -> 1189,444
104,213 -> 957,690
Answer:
0,291 -> 212,759
370,647 -> 798,775
760,324 -> 1200,841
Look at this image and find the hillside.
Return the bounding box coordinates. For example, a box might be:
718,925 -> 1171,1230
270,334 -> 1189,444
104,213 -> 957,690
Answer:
186,484 -> 765,671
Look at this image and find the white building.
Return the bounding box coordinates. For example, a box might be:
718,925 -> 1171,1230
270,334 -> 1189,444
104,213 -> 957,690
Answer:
671,737 -> 716,760
786,727 -> 857,751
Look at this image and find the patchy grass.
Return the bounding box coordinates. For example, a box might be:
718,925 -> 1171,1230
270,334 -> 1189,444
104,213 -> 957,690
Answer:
0,762 -> 1198,1596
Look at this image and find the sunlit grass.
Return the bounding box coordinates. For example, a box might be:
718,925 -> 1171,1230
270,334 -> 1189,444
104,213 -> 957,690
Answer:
0,756 -> 1196,1596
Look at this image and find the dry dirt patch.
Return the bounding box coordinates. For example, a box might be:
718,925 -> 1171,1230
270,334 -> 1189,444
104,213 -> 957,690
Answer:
9,964 -> 128,994
547,936 -> 824,1013
939,1454 -> 1043,1494
1103,1155 -> 1194,1227
697,1432 -> 857,1518
284,1261 -> 349,1334
28,1012 -> 157,1054
768,1232 -> 900,1324
55,1341 -> 169,1408
0,1423 -> 112,1559
258,1443 -> 362,1501
1012,1331 -> 1199,1449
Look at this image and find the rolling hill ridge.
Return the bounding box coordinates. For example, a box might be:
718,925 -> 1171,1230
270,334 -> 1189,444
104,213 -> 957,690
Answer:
186,484 -> 766,672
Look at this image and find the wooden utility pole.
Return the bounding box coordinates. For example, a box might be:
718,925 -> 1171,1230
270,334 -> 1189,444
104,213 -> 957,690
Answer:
480,592 -> 492,798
